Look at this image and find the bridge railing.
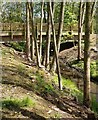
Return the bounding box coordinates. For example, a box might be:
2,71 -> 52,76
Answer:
0,22 -> 78,32
0,23 -> 24,31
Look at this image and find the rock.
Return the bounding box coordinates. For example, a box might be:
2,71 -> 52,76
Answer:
68,108 -> 72,113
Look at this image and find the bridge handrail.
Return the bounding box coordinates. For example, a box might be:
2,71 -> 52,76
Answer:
0,22 -> 78,32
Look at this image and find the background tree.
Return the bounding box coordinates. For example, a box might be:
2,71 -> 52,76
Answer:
29,2 -> 41,67
78,2 -> 86,60
50,2 -> 65,72
49,1 -> 62,90
39,1 -> 44,61
45,2 -> 51,69
83,2 -> 91,108
1,2 -> 26,23
26,2 -> 31,60
90,2 -> 96,34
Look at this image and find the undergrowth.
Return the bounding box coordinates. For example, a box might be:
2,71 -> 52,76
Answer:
91,95 -> 98,114
1,97 -> 35,109
72,60 -> 98,81
9,42 -> 26,52
53,74 -> 83,103
35,71 -> 55,95
2,44 -> 98,115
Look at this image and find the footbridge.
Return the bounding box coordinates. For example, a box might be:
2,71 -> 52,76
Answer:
0,22 -> 97,47
0,22 -> 81,41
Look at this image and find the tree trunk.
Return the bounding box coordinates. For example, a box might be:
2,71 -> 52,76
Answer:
50,1 -> 65,72
45,2 -> 51,69
39,1 -> 44,60
43,3 -> 47,23
31,36 -> 35,60
83,2 -> 91,108
29,3 -> 35,60
26,2 -> 31,60
42,2 -> 54,67
49,1 -> 62,90
57,2 -> 65,52
90,2 -> 96,34
78,2 -> 82,61
78,2 -> 86,61
29,2 -> 41,67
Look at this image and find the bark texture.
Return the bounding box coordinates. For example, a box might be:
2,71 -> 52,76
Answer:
84,2 -> 91,108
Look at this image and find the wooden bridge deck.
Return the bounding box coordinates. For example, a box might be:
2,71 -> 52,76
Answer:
0,23 -> 98,46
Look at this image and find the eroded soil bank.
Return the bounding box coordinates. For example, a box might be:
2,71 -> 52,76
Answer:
1,44 -> 98,119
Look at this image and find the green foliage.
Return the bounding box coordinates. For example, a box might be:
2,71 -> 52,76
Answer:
1,48 -> 9,56
9,42 -> 26,52
90,61 -> 97,78
1,2 -> 26,22
35,72 -> 54,94
34,2 -> 41,18
61,32 -> 74,43
54,2 -> 77,26
53,75 -> 83,103
17,64 -> 26,75
1,97 -> 35,109
91,95 -> 98,114
21,97 -> 35,107
72,60 -> 98,81
62,77 -> 83,102
54,113 -> 61,119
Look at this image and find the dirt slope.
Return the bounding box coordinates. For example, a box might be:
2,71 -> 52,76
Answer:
0,44 -> 97,120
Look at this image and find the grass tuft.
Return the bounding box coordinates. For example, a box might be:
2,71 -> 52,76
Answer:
1,97 -> 35,109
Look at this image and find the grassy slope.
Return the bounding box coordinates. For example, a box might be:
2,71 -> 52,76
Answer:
0,44 -> 97,119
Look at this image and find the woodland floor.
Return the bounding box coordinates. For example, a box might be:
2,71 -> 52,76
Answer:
0,44 -> 98,120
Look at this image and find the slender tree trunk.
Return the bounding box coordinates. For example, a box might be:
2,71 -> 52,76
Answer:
39,1 -> 44,60
29,3 -> 41,67
78,2 -> 86,61
50,1 -> 65,72
28,3 -> 35,60
83,2 -> 91,108
57,2 -> 65,52
78,2 -> 82,61
90,2 -> 96,33
42,2 -> 54,66
26,2 -> 31,60
31,36 -> 35,60
82,3 -> 86,25
45,2 -> 51,69
49,1 -> 62,90
43,3 -> 47,23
